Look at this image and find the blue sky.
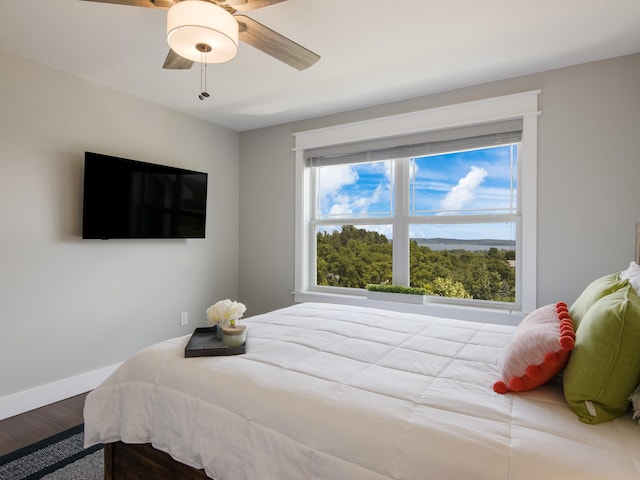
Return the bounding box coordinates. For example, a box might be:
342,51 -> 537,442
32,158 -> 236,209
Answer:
316,145 -> 518,241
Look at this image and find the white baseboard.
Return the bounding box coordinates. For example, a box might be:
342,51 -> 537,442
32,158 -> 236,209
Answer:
0,363 -> 121,421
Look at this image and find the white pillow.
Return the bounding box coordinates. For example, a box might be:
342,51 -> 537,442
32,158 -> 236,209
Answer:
630,383 -> 640,425
620,261 -> 640,294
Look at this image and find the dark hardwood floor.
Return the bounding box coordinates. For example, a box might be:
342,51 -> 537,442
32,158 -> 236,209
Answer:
0,392 -> 89,457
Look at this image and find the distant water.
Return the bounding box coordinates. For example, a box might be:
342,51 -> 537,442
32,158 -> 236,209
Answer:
422,243 -> 514,251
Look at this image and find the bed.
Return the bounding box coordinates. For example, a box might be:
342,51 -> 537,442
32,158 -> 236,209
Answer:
84,298 -> 640,479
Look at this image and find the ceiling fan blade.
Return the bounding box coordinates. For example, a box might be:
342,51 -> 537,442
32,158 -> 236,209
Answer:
163,49 -> 194,69
236,15 -> 320,71
221,0 -> 287,12
79,0 -> 283,11
79,0 -> 174,8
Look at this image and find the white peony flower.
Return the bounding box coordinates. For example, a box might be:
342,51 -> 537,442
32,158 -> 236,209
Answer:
206,299 -> 247,327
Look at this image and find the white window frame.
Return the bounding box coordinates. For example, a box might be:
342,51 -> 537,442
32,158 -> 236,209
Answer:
294,91 -> 540,324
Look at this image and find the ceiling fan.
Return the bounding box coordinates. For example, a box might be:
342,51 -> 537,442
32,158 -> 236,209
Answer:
80,0 -> 320,71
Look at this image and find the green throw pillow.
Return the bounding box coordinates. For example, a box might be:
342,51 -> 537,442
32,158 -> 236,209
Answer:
569,272 -> 628,330
563,283 -> 640,424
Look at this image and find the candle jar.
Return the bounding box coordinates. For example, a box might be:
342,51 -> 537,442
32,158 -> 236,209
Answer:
221,325 -> 247,347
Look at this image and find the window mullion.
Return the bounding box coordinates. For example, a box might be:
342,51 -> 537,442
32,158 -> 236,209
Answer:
392,158 -> 410,286
308,167 -> 317,289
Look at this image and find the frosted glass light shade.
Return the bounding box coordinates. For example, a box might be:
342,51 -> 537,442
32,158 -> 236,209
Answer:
167,1 -> 238,64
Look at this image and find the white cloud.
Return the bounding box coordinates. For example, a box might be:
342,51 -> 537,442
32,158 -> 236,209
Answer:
316,161 -> 395,218
440,166 -> 488,212
329,202 -> 353,215
410,160 -> 420,179
318,165 -> 358,197
318,163 -> 394,217
354,182 -> 384,210
383,161 -> 394,180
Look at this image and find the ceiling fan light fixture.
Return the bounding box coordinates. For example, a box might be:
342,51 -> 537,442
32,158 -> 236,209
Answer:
167,0 -> 238,64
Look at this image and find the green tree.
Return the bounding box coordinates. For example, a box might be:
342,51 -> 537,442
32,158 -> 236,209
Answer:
429,277 -> 471,299
316,226 -> 515,302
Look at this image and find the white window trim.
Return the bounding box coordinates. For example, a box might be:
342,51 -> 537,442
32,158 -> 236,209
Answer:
294,91 -> 540,324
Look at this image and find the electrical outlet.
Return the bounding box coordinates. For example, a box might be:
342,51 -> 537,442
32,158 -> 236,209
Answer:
180,312 -> 189,326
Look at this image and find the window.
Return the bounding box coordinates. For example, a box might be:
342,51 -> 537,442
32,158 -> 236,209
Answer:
295,92 -> 539,316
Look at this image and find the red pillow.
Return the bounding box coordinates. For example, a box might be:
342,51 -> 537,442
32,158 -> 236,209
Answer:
493,302 -> 575,394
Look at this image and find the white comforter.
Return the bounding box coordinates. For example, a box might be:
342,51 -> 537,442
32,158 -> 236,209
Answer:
84,303 -> 640,479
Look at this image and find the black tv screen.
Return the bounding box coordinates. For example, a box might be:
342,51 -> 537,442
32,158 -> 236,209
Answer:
82,152 -> 208,239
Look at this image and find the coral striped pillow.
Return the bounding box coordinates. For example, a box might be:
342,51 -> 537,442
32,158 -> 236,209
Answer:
494,303 -> 575,394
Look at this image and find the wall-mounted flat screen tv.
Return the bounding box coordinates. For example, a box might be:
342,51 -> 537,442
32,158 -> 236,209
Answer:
82,152 -> 208,239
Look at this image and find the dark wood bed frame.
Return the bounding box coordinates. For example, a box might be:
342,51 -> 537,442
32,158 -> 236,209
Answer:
104,442 -> 213,480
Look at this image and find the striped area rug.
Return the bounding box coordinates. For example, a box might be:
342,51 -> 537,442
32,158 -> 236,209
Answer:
0,425 -> 102,480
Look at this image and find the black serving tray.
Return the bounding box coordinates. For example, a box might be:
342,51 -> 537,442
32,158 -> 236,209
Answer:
184,326 -> 246,357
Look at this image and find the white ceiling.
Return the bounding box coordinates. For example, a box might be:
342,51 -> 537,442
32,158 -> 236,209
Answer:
1,0 -> 640,132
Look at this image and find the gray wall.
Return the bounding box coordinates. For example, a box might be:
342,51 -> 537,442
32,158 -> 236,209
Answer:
239,53 -> 640,315
0,51 -> 240,399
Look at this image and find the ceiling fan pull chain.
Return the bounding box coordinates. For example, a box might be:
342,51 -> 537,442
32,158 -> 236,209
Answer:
198,45 -> 211,101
